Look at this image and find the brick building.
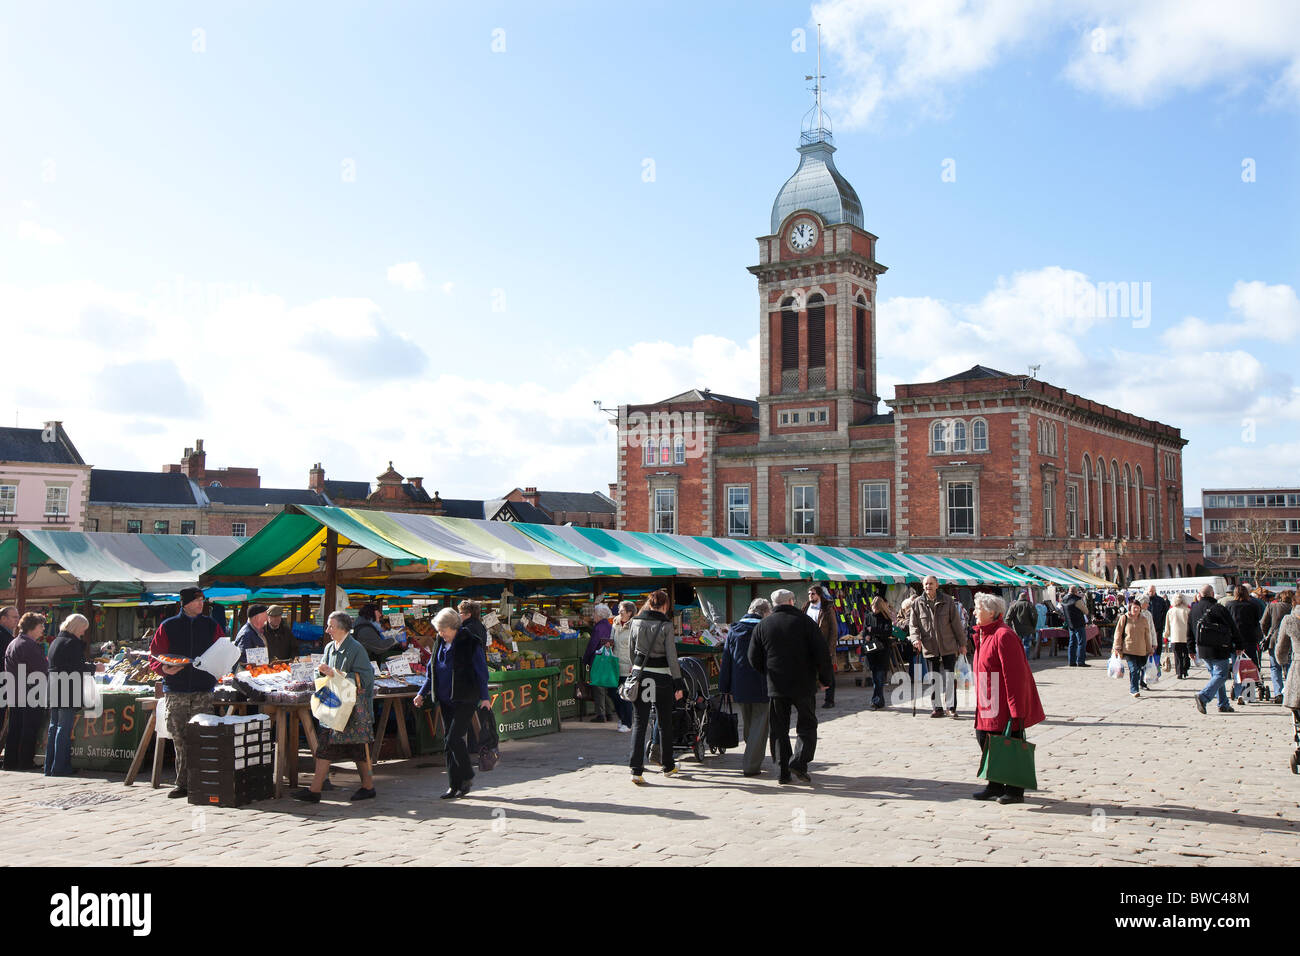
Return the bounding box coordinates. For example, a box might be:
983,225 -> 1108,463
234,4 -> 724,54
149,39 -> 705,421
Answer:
1200,488 -> 1300,584
613,110 -> 1187,586
502,488 -> 616,529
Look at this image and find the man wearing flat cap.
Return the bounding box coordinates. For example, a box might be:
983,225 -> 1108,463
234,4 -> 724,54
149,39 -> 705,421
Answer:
263,605 -> 297,662
235,604 -> 270,666
149,586 -> 221,798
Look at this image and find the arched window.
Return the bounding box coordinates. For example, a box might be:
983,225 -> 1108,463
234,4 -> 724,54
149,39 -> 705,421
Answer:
1122,464 -> 1132,539
673,436 -> 685,465
1128,564 -> 1136,584
854,295 -> 867,373
1081,456 -> 1092,536
643,438 -> 655,466
972,418 -> 988,452
1139,564 -> 1147,580
1095,455 -> 1106,538
1134,466 -> 1144,539
806,293 -> 826,386
780,297 -> 798,391
932,420 -> 948,453
1167,564 -> 1174,578
1110,461 -> 1120,537
952,420 -> 967,453
659,438 -> 671,465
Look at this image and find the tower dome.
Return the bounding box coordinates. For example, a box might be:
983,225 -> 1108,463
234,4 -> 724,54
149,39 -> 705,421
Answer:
769,58 -> 863,234
769,138 -> 864,235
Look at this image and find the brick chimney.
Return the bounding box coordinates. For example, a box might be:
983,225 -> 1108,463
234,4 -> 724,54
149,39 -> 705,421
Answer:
182,439 -> 206,482
522,487 -> 539,507
408,476 -> 423,490
309,462 -> 325,494
608,483 -> 617,500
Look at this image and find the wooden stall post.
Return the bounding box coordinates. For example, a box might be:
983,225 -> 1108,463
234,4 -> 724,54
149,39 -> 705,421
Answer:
323,529 -> 338,614
14,536 -> 27,615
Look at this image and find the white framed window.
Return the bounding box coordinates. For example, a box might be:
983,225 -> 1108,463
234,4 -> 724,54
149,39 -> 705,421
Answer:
232,522 -> 248,537
659,439 -> 671,465
1043,480 -> 1056,537
951,420 -> 967,453
44,485 -> 69,516
972,418 -> 988,452
0,485 -> 15,515
643,438 -> 655,466
1066,483 -> 1078,538
1037,421 -> 1058,456
946,481 -> 975,536
1146,493 -> 1155,539
673,436 -> 685,465
726,486 -> 750,537
931,420 -> 948,453
817,409 -> 827,423
791,484 -> 817,535
780,412 -> 789,425
861,482 -> 889,536
653,489 -> 675,535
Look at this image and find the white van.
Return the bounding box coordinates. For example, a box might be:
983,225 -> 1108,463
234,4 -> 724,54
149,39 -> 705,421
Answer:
1126,576 -> 1229,600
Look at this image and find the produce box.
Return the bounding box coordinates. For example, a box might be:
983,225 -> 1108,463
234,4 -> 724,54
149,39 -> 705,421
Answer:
184,715 -> 275,806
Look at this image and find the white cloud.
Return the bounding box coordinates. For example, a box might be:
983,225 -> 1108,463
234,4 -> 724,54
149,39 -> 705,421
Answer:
441,281 -> 454,294
386,261 -> 426,292
812,0 -> 1300,125
18,220 -> 62,245
1161,280 -> 1300,348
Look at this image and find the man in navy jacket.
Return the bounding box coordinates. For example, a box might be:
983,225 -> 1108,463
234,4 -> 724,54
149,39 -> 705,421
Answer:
150,587 -> 221,798
720,599 -> 771,777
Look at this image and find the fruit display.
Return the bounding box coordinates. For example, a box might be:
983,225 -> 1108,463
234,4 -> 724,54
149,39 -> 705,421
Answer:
101,652 -> 157,685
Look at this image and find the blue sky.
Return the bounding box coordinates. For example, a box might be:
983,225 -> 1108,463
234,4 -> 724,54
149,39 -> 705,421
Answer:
1,0 -> 1297,503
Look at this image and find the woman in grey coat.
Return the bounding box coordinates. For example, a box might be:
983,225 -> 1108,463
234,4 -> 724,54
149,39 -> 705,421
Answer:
627,589 -> 683,784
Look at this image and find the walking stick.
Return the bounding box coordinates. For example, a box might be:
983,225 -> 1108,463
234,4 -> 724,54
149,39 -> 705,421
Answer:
911,650 -> 917,717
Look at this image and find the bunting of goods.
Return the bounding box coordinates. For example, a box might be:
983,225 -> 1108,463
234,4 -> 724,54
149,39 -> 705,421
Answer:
830,582 -> 879,635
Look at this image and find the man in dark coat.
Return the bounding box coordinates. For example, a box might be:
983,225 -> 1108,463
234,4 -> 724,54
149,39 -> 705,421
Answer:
748,589 -> 833,785
1145,585 -> 1170,665
150,587 -> 221,797
1189,584 -> 1242,714
1006,591 -> 1038,659
720,599 -> 771,777
1061,586 -> 1090,666
262,606 -> 297,662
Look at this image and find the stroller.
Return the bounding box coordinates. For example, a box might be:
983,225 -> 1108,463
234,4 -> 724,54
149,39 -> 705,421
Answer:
1233,654 -> 1263,705
646,656 -> 712,765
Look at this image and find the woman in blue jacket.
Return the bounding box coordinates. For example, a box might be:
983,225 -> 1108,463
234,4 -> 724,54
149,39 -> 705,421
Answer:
719,598 -> 771,777
414,606 -> 490,799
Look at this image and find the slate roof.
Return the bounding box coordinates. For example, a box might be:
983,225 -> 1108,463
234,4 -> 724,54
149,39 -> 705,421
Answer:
853,411 -> 896,427
936,365 -> 1015,383
205,486 -> 327,507
0,426 -> 85,465
658,389 -> 759,413
534,491 -> 616,515
90,470 -> 199,506
322,480 -> 371,501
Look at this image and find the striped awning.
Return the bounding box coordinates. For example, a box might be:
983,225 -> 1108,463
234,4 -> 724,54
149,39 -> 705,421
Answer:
1016,565 -> 1113,589
650,534 -> 805,580
890,553 -> 1033,586
514,524 -> 708,577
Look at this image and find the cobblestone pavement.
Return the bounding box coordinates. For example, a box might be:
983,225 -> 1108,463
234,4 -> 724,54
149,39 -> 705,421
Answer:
3,656 -> 1297,866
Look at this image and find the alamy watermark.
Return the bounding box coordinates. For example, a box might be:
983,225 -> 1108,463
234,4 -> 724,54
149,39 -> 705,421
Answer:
1052,275 -> 1152,328
621,409 -> 707,461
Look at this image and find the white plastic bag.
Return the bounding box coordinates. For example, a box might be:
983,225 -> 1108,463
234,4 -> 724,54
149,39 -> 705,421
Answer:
1143,660 -> 1160,684
1107,656 -> 1125,680
310,673 -> 357,731
954,654 -> 973,690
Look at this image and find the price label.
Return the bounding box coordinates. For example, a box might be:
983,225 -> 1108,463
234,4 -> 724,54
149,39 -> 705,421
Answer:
559,618 -> 570,630
246,647 -> 269,666
482,611 -> 500,628
109,672 -> 127,688
291,662 -> 318,683
388,613 -> 405,629
310,654 -> 323,665
531,612 -> 547,626
403,647 -> 420,662
388,658 -> 413,676
510,641 -> 518,651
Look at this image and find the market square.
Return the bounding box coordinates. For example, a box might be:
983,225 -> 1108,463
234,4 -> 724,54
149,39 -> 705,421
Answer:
0,2 -> 1297,897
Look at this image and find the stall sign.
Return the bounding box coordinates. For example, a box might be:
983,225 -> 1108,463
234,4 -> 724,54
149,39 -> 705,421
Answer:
482,611 -> 500,628
246,647 -> 269,666
70,693 -> 148,772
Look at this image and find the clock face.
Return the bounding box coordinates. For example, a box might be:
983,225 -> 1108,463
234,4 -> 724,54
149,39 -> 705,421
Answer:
790,221 -> 818,251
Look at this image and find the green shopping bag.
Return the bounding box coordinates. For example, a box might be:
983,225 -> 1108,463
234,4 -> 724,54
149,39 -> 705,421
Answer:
978,721 -> 1037,791
588,649 -> 620,688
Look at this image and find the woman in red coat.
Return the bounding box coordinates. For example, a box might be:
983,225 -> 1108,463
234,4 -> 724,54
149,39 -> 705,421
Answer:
971,592 -> 1045,805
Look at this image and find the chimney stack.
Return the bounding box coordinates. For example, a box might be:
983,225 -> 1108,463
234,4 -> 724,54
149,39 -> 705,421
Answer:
182,440 -> 206,482
522,487 -> 539,506
309,462 -> 325,494
408,476 -> 423,490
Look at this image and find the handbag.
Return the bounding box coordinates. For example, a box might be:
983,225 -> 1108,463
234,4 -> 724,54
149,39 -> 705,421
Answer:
589,648 -> 620,688
476,703 -> 500,770
618,663 -> 645,702
705,695 -> 739,749
978,721 -> 1037,791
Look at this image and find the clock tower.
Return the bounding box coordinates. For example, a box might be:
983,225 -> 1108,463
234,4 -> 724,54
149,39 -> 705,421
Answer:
748,85 -> 887,444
